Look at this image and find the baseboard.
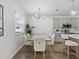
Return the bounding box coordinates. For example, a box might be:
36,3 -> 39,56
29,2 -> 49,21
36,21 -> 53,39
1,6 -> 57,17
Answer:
10,44 -> 24,59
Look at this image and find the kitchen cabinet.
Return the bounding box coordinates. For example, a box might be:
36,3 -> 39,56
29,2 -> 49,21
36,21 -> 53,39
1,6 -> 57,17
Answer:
53,17 -> 79,34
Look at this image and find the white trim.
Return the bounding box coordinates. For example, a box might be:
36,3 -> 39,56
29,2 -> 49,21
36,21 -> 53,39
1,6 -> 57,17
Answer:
10,44 -> 24,59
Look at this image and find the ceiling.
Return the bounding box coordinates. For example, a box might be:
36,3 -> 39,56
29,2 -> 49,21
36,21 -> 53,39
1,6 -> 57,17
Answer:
15,0 -> 79,16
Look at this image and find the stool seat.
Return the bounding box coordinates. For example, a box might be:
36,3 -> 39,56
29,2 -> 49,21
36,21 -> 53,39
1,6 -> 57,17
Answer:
65,40 -> 78,59
65,40 -> 78,46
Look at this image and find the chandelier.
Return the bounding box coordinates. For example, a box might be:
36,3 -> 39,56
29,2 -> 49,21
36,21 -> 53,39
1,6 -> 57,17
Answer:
32,8 -> 47,19
70,0 -> 78,15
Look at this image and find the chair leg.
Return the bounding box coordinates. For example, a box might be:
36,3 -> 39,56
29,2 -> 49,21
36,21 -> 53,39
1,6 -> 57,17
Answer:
52,45 -> 54,52
34,52 -> 36,59
43,51 -> 45,59
48,45 -> 52,51
50,45 -> 52,52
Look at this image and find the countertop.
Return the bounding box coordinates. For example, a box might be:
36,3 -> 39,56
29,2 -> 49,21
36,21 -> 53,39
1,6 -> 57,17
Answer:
61,34 -> 79,39
51,34 -> 79,39
68,34 -> 79,39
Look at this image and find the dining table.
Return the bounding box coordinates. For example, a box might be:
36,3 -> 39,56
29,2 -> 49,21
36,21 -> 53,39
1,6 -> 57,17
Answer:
28,35 -> 51,41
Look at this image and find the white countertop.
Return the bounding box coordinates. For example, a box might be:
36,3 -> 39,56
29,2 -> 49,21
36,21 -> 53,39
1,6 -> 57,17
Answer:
50,34 -> 79,39
29,35 -> 51,41
68,34 -> 79,39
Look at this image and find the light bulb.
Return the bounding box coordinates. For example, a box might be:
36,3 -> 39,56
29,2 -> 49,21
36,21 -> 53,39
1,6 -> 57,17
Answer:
45,17 -> 47,19
70,10 -> 79,15
70,10 -> 76,15
42,16 -> 45,18
35,14 -> 38,17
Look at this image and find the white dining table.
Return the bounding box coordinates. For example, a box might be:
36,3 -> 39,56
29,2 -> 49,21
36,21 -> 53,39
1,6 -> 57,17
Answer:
29,35 -> 51,41
26,35 -> 54,46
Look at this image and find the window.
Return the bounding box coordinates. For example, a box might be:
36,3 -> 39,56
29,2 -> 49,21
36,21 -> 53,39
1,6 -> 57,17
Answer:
15,12 -> 25,34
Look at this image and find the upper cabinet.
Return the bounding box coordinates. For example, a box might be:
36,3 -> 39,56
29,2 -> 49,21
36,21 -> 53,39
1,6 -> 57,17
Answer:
52,16 -> 79,34
53,16 -> 79,28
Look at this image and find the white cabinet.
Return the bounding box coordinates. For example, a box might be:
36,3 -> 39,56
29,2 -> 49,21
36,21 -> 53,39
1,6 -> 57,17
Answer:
53,16 -> 79,33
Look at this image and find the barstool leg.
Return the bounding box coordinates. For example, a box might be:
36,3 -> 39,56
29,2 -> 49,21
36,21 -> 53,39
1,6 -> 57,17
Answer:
67,46 -> 69,59
76,46 -> 78,58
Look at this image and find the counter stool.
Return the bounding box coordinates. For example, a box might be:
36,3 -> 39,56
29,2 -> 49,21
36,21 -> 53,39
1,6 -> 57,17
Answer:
65,40 -> 78,59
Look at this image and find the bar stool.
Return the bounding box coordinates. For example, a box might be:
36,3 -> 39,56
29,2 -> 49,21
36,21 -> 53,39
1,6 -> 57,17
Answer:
65,40 -> 78,59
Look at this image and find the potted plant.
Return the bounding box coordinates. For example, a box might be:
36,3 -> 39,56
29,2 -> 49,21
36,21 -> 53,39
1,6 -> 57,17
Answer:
25,24 -> 35,36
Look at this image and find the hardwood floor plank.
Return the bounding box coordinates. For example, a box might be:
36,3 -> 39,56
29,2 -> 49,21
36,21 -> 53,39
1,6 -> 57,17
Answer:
12,45 -> 78,59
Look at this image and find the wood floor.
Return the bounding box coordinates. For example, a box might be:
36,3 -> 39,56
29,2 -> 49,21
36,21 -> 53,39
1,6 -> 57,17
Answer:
12,45 -> 78,59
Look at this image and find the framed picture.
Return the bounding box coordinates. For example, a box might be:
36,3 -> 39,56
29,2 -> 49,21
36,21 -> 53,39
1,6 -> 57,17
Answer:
0,4 -> 3,36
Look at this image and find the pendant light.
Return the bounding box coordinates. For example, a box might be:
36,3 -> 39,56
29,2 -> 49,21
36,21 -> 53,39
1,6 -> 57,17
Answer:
70,0 -> 78,15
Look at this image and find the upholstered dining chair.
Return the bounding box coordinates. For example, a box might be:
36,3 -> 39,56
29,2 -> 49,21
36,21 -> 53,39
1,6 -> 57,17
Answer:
54,30 -> 65,53
46,34 -> 55,52
24,34 -> 33,45
34,37 -> 45,59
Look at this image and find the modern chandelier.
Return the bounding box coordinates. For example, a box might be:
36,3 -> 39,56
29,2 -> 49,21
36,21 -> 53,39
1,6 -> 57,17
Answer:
32,8 -> 47,19
70,0 -> 78,15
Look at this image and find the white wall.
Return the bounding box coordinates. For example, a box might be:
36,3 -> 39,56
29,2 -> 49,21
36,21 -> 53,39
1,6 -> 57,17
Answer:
28,17 -> 53,35
0,0 -> 26,59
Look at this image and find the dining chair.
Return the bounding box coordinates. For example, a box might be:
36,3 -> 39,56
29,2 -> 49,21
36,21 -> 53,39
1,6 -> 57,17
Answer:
54,31 -> 65,52
34,37 -> 45,59
24,34 -> 33,45
46,34 -> 55,52
54,31 -> 62,42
